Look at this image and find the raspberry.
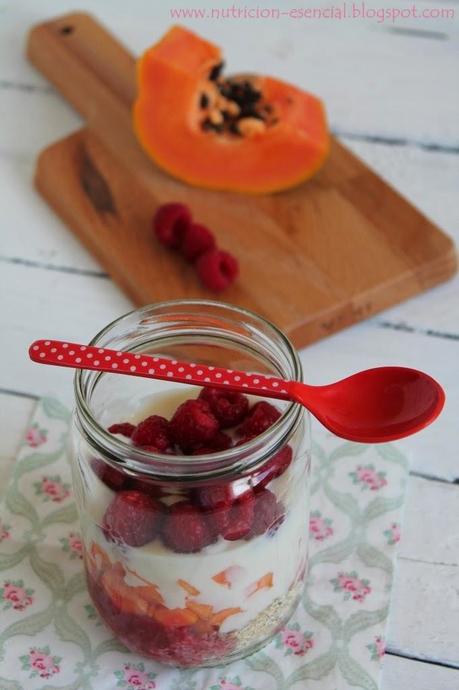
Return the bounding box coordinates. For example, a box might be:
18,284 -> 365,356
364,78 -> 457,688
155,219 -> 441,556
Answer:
180,222 -> 216,262
247,489 -> 284,538
91,458 -> 127,491
170,399 -> 219,453
163,627 -> 235,666
127,476 -> 165,498
234,434 -> 256,447
238,401 -> 281,437
102,490 -> 163,547
211,507 -> 231,536
192,483 -> 234,538
221,491 -> 254,541
192,484 -> 234,512
199,387 -> 249,429
131,415 -> 172,452
162,501 -> 214,552
211,431 -> 233,451
252,445 -> 293,490
195,248 -> 239,292
191,431 -> 232,454
153,203 -> 192,248
108,422 -> 135,438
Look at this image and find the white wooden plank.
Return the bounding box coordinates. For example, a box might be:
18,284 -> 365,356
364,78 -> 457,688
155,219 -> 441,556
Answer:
343,138 -> 459,337
0,90 -> 80,159
0,0 -> 457,146
0,156 -> 102,272
400,477 -> 459,566
382,655 -> 459,690
305,323 -> 459,481
388,559 -> 459,665
372,277 -> 459,338
0,261 -> 131,405
342,140 -> 459,245
0,393 -> 36,499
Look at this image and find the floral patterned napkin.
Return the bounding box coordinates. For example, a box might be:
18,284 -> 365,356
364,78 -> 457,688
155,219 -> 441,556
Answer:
0,397 -> 408,690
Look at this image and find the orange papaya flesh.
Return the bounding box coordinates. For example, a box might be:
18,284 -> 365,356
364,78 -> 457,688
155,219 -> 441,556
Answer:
133,25 -> 329,194
154,605 -> 199,627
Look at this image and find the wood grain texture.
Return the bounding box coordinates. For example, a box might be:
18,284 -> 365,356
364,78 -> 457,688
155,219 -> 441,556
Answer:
382,655 -> 459,690
27,12 -> 457,348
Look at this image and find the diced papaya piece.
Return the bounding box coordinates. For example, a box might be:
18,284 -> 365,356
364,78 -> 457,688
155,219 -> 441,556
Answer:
212,570 -> 231,588
88,542 -> 111,574
124,565 -> 164,604
193,619 -> 213,634
134,584 -> 163,607
154,606 -> 198,627
212,565 -> 245,588
185,600 -> 214,620
210,607 -> 242,627
177,578 -> 201,596
246,572 -> 274,597
101,565 -> 151,617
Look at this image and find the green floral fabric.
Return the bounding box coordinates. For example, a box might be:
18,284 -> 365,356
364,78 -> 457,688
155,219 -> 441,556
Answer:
0,398 -> 408,689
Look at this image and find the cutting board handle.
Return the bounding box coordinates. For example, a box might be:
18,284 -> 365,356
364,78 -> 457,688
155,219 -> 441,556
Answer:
27,12 -> 136,118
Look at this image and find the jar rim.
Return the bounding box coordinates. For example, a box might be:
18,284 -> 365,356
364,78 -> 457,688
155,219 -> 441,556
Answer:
74,299 -> 304,480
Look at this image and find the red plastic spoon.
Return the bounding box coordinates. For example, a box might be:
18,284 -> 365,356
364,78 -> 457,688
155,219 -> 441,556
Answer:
29,339 -> 445,443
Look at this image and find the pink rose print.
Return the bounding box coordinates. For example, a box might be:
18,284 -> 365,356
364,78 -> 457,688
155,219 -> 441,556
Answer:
29,648 -> 60,678
0,580 -> 34,611
384,522 -> 401,545
69,532 -> 83,557
60,532 -> 83,559
25,423 -> 47,448
309,511 -> 334,541
367,635 -> 385,660
0,519 -> 11,543
114,662 -> 156,689
274,622 -> 314,657
349,464 -> 387,491
20,646 -> 61,679
34,475 -> 70,503
331,571 -> 371,603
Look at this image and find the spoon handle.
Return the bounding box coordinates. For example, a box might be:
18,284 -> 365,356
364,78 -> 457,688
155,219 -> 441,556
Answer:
29,339 -> 294,401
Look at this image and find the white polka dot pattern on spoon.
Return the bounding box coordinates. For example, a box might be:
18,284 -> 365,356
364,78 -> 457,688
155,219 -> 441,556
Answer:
28,339 -> 292,399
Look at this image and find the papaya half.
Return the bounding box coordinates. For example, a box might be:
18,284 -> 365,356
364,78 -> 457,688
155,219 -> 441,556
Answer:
133,26 -> 329,194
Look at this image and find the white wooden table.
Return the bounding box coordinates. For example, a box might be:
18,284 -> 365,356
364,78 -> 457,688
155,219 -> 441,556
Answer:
1,1 -> 458,687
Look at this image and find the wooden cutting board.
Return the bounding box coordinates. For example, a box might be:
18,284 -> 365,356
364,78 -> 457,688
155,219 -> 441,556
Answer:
27,12 -> 457,348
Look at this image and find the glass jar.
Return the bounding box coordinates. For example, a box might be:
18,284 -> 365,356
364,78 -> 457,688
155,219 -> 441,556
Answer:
72,300 -> 310,668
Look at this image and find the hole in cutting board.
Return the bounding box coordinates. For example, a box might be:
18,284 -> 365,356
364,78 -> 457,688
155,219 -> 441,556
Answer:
59,25 -> 74,35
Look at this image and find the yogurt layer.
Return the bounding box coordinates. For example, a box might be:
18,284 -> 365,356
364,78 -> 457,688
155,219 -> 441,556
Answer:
84,475 -> 307,632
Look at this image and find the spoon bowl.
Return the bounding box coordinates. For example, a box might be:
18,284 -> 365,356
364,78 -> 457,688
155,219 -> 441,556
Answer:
290,367 -> 445,443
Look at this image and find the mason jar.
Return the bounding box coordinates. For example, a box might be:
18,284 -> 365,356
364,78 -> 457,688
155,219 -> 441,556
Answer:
72,300 -> 311,667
